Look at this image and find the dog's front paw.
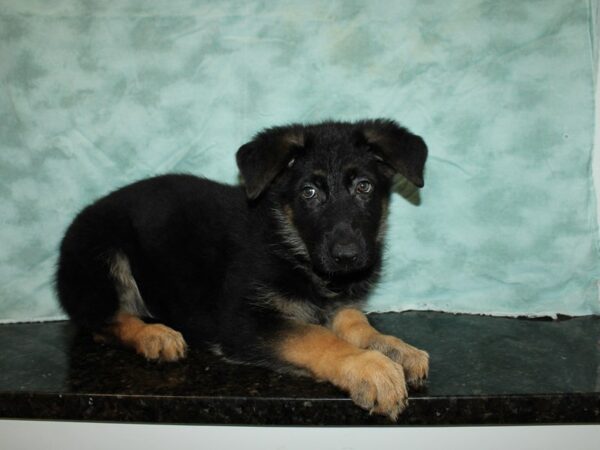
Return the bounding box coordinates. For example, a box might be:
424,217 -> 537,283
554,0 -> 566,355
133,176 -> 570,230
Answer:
368,336 -> 429,388
133,323 -> 188,362
400,346 -> 429,388
339,350 -> 408,420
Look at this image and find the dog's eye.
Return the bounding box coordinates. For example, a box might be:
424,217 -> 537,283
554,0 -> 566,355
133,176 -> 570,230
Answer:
355,180 -> 372,194
301,186 -> 317,199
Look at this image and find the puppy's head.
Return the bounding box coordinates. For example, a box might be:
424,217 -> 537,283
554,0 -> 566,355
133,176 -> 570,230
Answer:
236,119 -> 427,277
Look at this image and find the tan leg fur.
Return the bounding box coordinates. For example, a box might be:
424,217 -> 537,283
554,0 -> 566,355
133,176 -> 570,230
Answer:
330,308 -> 429,387
98,312 -> 188,362
278,323 -> 409,420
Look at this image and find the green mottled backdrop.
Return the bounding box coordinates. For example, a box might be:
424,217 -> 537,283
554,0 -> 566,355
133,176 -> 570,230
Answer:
0,0 -> 598,322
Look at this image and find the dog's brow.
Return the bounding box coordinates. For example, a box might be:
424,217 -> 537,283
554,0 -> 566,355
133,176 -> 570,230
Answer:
343,164 -> 375,177
342,165 -> 366,180
308,170 -> 329,186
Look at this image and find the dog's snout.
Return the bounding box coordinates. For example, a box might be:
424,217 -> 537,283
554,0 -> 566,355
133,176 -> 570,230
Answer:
331,242 -> 360,264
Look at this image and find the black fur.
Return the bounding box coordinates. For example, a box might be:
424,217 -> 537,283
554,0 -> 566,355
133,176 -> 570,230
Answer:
56,119 -> 427,370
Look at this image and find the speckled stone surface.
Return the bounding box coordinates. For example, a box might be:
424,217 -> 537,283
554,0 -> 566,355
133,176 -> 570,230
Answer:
0,312 -> 599,425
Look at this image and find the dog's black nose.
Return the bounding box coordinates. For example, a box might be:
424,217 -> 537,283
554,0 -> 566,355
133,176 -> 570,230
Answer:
331,242 -> 360,265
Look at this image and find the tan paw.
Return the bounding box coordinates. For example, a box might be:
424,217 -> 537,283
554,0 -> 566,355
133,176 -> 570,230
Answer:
339,350 -> 408,420
133,324 -> 188,362
368,335 -> 429,388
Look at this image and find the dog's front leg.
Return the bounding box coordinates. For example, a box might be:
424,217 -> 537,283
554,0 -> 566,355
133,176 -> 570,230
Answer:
278,323 -> 408,419
330,308 -> 429,388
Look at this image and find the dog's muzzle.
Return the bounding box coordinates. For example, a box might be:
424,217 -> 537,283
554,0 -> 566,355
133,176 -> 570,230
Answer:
321,224 -> 369,274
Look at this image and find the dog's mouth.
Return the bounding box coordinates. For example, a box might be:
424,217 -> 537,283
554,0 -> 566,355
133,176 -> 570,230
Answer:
312,260 -> 376,282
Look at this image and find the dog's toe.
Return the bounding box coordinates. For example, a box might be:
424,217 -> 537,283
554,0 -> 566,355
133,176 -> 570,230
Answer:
368,335 -> 429,388
340,350 -> 409,421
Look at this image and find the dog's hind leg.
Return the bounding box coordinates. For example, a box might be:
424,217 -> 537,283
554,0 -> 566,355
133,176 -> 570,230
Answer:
100,312 -> 187,362
58,246 -> 187,362
96,252 -> 188,362
330,308 -> 429,388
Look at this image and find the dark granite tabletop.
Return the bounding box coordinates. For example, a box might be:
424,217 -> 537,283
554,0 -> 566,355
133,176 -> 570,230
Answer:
0,311 -> 599,425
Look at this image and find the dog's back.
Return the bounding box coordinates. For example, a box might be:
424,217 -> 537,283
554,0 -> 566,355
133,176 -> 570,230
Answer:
57,174 -> 247,334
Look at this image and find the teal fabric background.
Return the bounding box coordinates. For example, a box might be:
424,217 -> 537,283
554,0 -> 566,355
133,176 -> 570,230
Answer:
0,0 -> 598,322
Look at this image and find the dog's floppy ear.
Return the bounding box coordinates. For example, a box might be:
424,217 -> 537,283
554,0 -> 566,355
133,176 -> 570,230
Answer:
359,119 -> 428,187
236,125 -> 304,200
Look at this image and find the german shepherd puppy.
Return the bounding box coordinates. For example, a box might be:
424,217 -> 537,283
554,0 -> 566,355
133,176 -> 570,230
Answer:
56,119 -> 429,419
